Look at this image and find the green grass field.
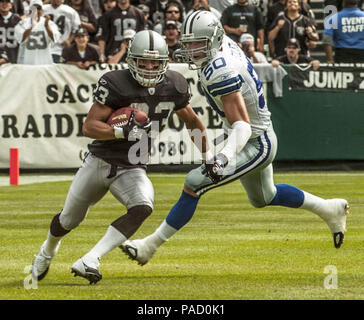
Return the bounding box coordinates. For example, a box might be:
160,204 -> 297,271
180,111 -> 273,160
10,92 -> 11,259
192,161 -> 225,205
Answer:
0,172 -> 363,300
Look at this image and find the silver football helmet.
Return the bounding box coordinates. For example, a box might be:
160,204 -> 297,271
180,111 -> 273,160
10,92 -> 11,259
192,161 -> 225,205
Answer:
127,30 -> 169,87
179,10 -> 225,69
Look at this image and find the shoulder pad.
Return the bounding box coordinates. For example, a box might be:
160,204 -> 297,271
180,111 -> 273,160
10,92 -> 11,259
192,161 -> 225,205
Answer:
204,56 -> 244,97
165,70 -> 189,95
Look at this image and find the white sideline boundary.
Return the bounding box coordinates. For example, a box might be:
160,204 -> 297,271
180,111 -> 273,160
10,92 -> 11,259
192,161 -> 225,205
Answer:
0,171 -> 363,187
0,174 -> 73,186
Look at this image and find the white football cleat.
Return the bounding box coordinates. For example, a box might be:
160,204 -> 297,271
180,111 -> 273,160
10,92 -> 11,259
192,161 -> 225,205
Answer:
121,238 -> 157,266
321,199 -> 349,248
71,256 -> 102,284
32,241 -> 60,281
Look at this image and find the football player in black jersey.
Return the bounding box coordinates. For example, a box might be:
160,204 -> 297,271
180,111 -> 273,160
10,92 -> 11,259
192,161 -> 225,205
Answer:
31,30 -> 209,284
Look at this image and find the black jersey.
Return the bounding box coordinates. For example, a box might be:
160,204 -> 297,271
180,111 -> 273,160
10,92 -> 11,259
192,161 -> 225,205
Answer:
99,5 -> 145,57
61,43 -> 101,63
270,12 -> 316,58
0,13 -> 21,63
89,69 -> 191,168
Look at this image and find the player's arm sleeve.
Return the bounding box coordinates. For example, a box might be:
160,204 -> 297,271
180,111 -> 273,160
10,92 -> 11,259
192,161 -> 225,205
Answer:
206,71 -> 244,98
172,72 -> 192,111
220,120 -> 252,161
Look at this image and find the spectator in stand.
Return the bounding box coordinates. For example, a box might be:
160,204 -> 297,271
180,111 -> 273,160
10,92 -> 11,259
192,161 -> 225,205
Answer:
163,20 -> 181,62
186,0 -> 221,19
271,37 -> 320,69
68,0 -> 97,37
239,33 -> 268,63
0,46 -> 9,64
43,0 -> 81,63
153,1 -> 182,34
266,0 -> 315,30
323,0 -> 364,63
268,0 -> 318,58
15,0 -> 60,64
145,0 -> 185,26
102,0 -> 116,12
0,0 -> 21,63
107,27 -> 134,63
138,4 -> 154,29
98,0 -> 145,63
221,0 -> 265,53
165,1 -> 184,23
94,0 -> 116,44
61,26 -> 101,68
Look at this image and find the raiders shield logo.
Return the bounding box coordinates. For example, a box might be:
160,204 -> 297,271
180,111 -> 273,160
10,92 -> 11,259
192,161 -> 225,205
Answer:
296,26 -> 305,35
148,87 -> 155,95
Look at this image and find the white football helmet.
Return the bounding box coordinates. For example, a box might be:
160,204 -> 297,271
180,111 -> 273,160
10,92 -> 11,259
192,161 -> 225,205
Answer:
127,30 -> 169,87
178,10 -> 225,69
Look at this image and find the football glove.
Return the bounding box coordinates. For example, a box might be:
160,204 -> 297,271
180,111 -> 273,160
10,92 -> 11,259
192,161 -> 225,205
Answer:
114,110 -> 151,140
202,153 -> 229,184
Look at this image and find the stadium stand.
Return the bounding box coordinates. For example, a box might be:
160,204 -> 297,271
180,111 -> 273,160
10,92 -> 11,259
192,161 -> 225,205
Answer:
310,0 -> 327,62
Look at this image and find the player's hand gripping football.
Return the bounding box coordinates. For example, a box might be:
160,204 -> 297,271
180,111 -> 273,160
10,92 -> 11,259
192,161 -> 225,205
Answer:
120,110 -> 151,140
202,153 -> 228,184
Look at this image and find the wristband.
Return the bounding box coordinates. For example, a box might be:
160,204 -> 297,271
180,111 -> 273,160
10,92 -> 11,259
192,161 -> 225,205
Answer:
114,126 -> 125,139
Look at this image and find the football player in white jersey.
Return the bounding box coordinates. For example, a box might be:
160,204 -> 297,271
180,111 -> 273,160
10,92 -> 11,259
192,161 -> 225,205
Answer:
14,0 -> 61,64
43,0 -> 81,62
121,10 -> 349,266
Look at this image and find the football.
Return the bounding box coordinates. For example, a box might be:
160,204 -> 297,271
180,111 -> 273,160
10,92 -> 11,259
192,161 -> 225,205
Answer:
107,107 -> 148,128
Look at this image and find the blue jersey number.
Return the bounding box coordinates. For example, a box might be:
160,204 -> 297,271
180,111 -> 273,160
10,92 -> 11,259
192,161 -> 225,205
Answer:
246,57 -> 262,92
203,57 -> 227,81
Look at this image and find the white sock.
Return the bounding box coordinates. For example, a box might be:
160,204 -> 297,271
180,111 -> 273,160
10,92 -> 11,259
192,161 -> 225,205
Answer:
43,231 -> 62,257
300,191 -> 329,218
147,220 -> 178,247
85,225 -> 127,261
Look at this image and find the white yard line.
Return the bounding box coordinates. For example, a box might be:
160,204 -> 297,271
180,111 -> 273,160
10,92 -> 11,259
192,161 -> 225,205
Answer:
0,175 -> 73,186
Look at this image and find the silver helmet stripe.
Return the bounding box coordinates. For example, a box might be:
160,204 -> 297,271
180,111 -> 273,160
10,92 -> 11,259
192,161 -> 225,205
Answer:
184,11 -> 200,35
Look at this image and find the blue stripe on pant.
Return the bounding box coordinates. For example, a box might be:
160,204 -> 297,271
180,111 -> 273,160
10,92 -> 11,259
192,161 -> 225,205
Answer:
193,131 -> 272,197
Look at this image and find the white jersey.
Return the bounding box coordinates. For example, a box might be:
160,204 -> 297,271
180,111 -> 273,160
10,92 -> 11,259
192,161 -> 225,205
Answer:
198,35 -> 271,139
14,17 -> 61,65
43,4 -> 81,55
